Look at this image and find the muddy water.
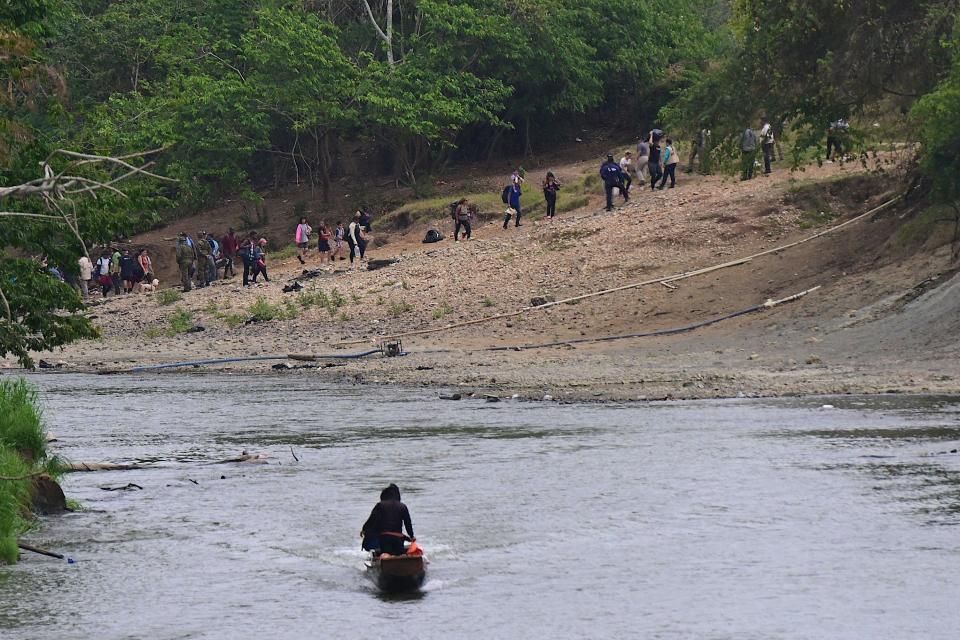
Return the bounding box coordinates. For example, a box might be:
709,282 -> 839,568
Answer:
2,375 -> 959,639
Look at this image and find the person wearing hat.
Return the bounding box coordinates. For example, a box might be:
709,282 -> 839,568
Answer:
175,232 -> 196,292
600,153 -> 627,212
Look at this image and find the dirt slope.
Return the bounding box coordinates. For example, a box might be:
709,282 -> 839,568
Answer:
12,153 -> 960,400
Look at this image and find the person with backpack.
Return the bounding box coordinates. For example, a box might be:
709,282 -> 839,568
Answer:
295,217 -> 312,265
250,238 -> 269,283
175,233 -> 196,292
239,232 -> 257,286
600,153 -> 626,211
826,118 -> 848,162
542,172 -> 561,220
759,117 -> 775,175
648,136 -> 664,190
740,125 -> 759,180
332,222 -> 346,261
657,138 -> 680,189
503,180 -> 522,229
453,198 -> 473,241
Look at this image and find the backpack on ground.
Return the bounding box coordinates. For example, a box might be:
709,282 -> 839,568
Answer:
423,229 -> 444,243
501,185 -> 511,204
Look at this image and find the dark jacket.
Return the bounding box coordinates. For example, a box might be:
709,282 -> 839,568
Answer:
362,485 -> 414,539
600,160 -> 623,186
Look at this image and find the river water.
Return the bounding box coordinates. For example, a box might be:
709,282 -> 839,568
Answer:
1,374 -> 959,639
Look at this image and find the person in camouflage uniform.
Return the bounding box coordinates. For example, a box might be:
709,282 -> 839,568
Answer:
194,231 -> 212,288
175,232 -> 196,292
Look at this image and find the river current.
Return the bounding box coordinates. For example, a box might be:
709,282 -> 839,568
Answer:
1,374 -> 958,639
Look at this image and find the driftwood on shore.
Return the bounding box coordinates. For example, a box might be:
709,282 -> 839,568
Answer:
65,462 -> 142,472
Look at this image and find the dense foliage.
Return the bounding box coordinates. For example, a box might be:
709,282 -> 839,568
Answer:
51,0 -> 717,200
664,1 -> 960,160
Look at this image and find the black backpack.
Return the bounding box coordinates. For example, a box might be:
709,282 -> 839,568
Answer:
423,229 -> 444,243
602,163 -> 621,185
501,185 -> 511,204
448,201 -> 459,220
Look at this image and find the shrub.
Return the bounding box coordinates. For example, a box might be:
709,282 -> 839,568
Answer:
156,289 -> 182,306
432,302 -> 453,319
271,244 -> 299,261
389,300 -> 413,317
167,309 -> 194,334
249,297 -> 281,321
249,297 -> 298,322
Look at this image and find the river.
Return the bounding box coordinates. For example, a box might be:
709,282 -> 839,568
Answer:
1,374 -> 958,639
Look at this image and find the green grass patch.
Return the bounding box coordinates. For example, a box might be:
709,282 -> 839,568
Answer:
389,300 -> 413,317
167,308 -> 195,334
156,289 -> 182,306
270,244 -> 299,261
221,313 -> 247,328
145,310 -> 194,337
248,297 -> 299,322
432,302 -> 453,320
297,288 -> 346,316
481,296 -> 494,308
0,379 -> 47,462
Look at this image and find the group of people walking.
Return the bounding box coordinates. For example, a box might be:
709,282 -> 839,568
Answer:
174,229 -> 261,291
71,247 -> 154,299
294,210 -> 371,269
598,130 -> 687,211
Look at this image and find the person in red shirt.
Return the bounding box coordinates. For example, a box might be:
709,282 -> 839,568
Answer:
221,228 -> 239,278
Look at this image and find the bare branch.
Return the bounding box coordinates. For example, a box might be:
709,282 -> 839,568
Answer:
0,283 -> 10,321
361,0 -> 390,42
0,211 -> 64,220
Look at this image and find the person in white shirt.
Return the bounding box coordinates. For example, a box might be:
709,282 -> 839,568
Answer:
77,254 -> 93,299
759,117 -> 775,175
618,152 -> 633,197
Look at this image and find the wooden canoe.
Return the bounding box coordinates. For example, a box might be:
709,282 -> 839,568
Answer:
367,552 -> 427,592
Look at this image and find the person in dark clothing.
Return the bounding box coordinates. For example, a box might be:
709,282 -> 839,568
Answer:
119,249 -> 137,293
221,228 -> 238,278
648,137 -> 663,190
542,171 -> 560,219
600,154 -> 627,212
361,483 -> 415,556
240,232 -> 257,286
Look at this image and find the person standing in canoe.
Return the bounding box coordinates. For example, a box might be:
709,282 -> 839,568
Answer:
361,483 -> 415,555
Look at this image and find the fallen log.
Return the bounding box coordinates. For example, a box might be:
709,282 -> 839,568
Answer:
18,542 -> 74,563
66,462 -> 142,472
